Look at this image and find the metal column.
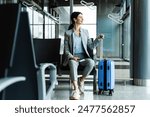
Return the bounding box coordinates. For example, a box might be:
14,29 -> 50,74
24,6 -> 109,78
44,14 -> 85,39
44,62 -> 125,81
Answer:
70,0 -> 73,14
131,0 -> 150,86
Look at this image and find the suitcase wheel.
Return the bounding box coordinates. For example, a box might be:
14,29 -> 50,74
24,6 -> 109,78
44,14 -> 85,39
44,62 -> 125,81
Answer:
109,90 -> 114,96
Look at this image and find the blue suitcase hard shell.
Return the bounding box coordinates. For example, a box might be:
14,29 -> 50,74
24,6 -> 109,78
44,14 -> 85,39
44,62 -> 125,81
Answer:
98,59 -> 115,95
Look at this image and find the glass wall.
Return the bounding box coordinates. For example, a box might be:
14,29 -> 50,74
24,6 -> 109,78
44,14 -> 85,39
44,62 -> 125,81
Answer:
58,6 -> 97,39
27,7 -> 56,39
74,6 -> 97,39
45,16 -> 56,39
33,10 -> 43,38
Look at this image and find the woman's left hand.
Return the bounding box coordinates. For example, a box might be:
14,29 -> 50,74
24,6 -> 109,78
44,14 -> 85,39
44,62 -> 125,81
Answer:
96,33 -> 104,40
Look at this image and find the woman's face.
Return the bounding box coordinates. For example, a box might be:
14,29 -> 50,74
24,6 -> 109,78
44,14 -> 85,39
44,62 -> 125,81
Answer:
74,14 -> 83,25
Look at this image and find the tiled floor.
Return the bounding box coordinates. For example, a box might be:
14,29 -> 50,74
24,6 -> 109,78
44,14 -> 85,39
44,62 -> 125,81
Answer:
50,59 -> 150,100
51,81 -> 150,100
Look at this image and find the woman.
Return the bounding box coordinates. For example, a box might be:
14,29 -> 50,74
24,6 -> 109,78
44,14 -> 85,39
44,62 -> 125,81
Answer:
63,11 -> 104,100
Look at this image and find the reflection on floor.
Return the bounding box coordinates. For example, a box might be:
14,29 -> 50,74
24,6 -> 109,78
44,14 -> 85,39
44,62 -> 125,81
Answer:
50,59 -> 150,100
51,81 -> 150,100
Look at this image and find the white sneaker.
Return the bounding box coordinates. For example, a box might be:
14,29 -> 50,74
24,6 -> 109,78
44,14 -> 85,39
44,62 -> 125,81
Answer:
70,90 -> 80,100
78,78 -> 84,95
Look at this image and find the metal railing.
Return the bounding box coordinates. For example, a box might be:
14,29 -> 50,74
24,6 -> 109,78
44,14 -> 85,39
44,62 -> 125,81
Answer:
20,0 -> 59,24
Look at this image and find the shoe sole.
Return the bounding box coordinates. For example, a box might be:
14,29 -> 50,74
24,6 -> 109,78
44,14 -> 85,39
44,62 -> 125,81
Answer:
69,96 -> 80,100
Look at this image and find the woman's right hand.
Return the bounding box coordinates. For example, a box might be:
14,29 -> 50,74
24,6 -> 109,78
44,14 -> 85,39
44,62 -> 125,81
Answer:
73,56 -> 80,61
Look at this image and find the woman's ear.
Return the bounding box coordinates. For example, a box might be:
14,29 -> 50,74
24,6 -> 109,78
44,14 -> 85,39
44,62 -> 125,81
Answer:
73,18 -> 77,22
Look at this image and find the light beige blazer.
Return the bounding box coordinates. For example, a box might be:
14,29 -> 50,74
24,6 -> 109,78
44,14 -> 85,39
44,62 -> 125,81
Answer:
63,28 -> 100,66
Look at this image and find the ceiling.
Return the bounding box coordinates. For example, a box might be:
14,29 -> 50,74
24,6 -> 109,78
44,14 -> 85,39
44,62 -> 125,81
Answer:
32,0 -> 126,9
31,0 -> 126,11
44,0 -> 98,8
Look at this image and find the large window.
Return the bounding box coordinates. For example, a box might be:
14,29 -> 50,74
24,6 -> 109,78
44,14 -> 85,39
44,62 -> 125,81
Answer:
27,7 -> 56,39
33,10 -> 43,38
45,16 -> 56,38
74,6 -> 97,38
58,6 -> 97,39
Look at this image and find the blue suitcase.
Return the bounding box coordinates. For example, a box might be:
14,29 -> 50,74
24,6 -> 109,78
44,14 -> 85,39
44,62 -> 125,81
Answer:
98,59 -> 115,95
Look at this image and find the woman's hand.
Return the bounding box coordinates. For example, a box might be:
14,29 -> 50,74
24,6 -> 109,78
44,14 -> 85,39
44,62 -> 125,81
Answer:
96,33 -> 104,40
73,56 -> 80,61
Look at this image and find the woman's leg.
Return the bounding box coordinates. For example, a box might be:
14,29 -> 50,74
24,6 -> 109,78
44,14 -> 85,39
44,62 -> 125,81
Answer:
78,58 -> 95,94
68,60 -> 79,90
80,58 -> 95,79
68,60 -> 80,99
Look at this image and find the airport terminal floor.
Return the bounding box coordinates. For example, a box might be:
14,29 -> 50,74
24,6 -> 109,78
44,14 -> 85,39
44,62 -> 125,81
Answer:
50,58 -> 150,100
51,82 -> 150,100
